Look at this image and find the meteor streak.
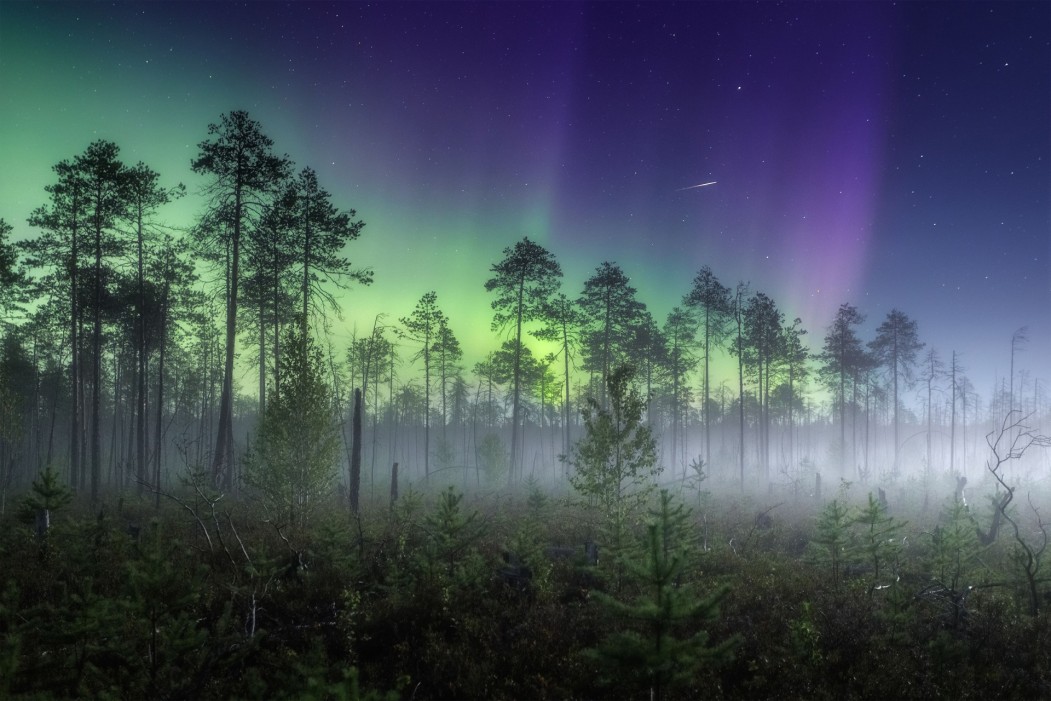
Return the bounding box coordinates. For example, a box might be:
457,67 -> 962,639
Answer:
676,181 -> 717,191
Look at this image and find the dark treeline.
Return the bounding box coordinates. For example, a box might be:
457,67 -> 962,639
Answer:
0,111 -> 1047,510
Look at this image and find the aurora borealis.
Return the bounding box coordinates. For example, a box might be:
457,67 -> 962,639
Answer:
1,1 -> 1048,393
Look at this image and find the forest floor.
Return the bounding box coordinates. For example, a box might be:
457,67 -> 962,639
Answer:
2,472 -> 1050,700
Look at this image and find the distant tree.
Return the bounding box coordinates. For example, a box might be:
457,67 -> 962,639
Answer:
146,235 -> 199,507
347,318 -> 395,484
730,282 -> 750,488
78,140 -> 128,502
492,338 -> 543,433
662,306 -> 698,474
948,351 -> 964,476
484,237 -> 562,483
289,167 -> 370,338
781,317 -> 809,468
399,291 -> 447,477
124,162 -> 183,494
431,316 -> 462,439
742,292 -> 784,478
0,335 -> 35,500
473,352 -> 503,432
579,262 -> 647,400
0,219 -> 28,325
820,303 -> 866,473
627,309 -> 664,420
868,309 -> 923,474
192,111 -> 290,487
1009,326 -> 1028,414
533,292 -> 585,462
683,266 -> 733,470
242,185 -> 298,414
920,348 -> 944,480
957,373 -> 975,476
24,157 -> 88,488
533,352 -> 562,464
243,326 -> 339,532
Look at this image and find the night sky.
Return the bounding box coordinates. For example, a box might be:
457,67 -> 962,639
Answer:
1,1 -> 1048,397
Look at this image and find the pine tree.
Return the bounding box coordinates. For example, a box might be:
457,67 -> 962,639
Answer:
193,110 -> 290,487
819,304 -> 866,473
399,291 -> 447,477
868,309 -> 923,474
485,237 -> 562,482
683,266 -> 733,470
0,218 -> 28,325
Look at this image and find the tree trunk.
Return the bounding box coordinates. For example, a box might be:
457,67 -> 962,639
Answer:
212,186 -> 242,488
91,208 -> 102,502
509,278 -> 524,485
350,388 -> 362,513
154,281 -> 168,509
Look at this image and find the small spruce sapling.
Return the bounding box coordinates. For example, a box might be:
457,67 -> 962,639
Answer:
807,499 -> 856,591
854,492 -> 906,596
923,495 -> 983,628
568,365 -> 661,552
19,465 -> 73,537
243,326 -> 341,532
422,487 -> 485,587
586,490 -> 736,701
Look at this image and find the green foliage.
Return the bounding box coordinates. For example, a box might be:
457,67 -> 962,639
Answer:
17,465 -> 73,528
422,487 -> 484,583
243,327 -> 340,531
0,581 -> 20,698
568,365 -> 661,547
21,465 -> 73,513
2,486 -> 1051,699
122,522 -> 210,695
587,490 -> 736,700
807,498 -> 855,590
807,493 -> 909,597
433,436 -> 456,469
853,492 -> 906,595
928,496 -> 982,593
476,432 -> 507,481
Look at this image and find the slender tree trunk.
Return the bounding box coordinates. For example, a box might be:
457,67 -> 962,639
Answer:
350,388 -> 362,512
259,301 -> 266,416
509,278 -> 524,485
892,336 -> 900,475
154,279 -> 168,509
212,185 -> 242,488
272,251 -> 282,402
839,347 -> 846,475
69,190 -> 81,490
301,186 -> 312,336
736,304 -> 745,490
703,312 -> 712,469
91,207 -> 103,502
424,346 -> 431,477
788,365 -> 795,470
562,322 -> 571,468
136,206 -> 147,495
110,350 -> 120,488
950,351 -> 957,475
